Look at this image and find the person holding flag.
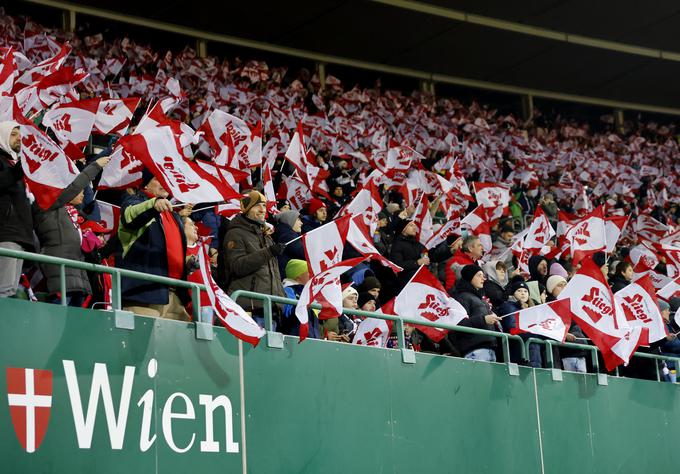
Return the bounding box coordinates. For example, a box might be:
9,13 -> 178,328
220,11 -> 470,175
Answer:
222,191 -> 286,329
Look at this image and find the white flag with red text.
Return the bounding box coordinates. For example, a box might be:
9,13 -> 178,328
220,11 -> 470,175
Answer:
394,266 -> 468,343
347,215 -> 402,273
302,214 -> 351,275
564,206 -> 606,264
93,98 -> 140,136
461,205 -> 492,252
42,98 -> 100,159
615,273 -> 667,344
515,299 -> 572,341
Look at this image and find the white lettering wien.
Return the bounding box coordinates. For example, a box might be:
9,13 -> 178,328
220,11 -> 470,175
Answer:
61,359 -> 239,454
63,360 -> 135,449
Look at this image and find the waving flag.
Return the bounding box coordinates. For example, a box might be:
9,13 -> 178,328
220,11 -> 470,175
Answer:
302,214 -> 351,275
295,257 -> 367,341
424,216 -> 460,250
515,299 -> 572,341
198,243 -> 265,346
338,178 -> 383,234
615,274 -> 667,344
119,125 -> 240,203
42,98 -> 100,159
0,47 -> 16,95
658,276 -> 680,300
93,98 -> 140,136
347,215 -> 402,273
353,302 -> 395,347
15,42 -> 70,89
98,145 -> 144,190
564,206 -> 606,264
559,256 -> 647,370
604,215 -> 629,253
19,119 -> 78,210
394,266 -> 468,343
473,182 -> 511,214
523,207 -> 555,251
461,205 -> 492,252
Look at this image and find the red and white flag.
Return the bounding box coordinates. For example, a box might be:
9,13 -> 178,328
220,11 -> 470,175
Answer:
119,125 -> 240,203
564,205 -> 606,264
515,299 -> 572,342
559,256 -> 647,370
302,214 -> 351,275
604,215 -> 629,253
42,98 -> 100,159
295,257 -> 367,341
198,243 -> 265,346
15,42 -> 70,89
284,121 -> 310,175
394,266 -> 468,343
0,47 -> 16,95
19,120 -> 78,210
629,244 -> 659,273
658,276 -> 680,300
473,182 -> 510,214
615,273 -> 667,344
338,178 -> 383,234
523,207 -> 555,251
93,98 -> 140,136
635,214 -> 668,241
96,200 -> 120,234
461,205 -> 492,252
353,310 -> 394,348
346,215 -> 402,273
424,216 -> 460,250
98,145 -> 144,190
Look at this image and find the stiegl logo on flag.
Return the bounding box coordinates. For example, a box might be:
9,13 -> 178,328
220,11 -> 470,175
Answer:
6,367 -> 53,453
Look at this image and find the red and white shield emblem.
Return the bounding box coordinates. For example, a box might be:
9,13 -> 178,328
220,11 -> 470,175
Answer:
6,367 -> 53,453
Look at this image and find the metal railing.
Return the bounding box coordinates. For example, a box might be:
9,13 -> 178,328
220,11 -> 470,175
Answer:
3,247 -> 677,383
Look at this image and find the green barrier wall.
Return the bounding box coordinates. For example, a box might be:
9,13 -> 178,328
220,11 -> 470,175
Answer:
1,298 -> 679,474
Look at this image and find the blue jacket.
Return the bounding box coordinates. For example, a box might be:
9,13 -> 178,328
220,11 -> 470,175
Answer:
282,281 -> 321,339
117,192 -> 186,305
273,222 -> 305,277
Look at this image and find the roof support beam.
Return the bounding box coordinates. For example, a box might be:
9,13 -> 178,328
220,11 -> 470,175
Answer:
16,0 -> 680,116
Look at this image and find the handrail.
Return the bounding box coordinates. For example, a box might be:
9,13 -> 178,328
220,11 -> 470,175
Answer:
0,247 -> 205,313
230,289 -> 528,367
525,337 -> 680,383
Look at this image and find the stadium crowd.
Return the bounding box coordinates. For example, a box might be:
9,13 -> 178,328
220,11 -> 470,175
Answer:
0,10 -> 679,378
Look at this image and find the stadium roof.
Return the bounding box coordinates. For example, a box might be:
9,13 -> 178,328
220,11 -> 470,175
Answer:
21,0 -> 680,115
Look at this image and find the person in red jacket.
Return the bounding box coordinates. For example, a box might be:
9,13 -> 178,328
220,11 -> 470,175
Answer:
444,235 -> 484,293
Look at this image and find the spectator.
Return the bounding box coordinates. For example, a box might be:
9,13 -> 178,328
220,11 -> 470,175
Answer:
222,191 -> 286,328
301,198 -> 327,233
444,234 -> 484,292
0,121 -> 33,298
358,276 -> 382,302
610,261 -> 633,293
452,264 -> 502,361
549,262 -> 569,279
482,260 -> 509,310
281,259 -> 321,338
592,251 -> 609,279
527,255 -> 549,287
357,292 -> 377,312
33,156 -> 110,306
183,217 -> 213,323
320,285 -> 358,342
546,275 -> 567,302
389,217 -> 453,292
272,210 -> 305,276
118,170 -> 190,320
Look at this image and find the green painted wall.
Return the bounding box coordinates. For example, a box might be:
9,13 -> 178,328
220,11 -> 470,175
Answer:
1,299 -> 678,473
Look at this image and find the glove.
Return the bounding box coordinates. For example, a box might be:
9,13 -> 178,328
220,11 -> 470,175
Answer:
269,242 -> 287,256
186,255 -> 200,274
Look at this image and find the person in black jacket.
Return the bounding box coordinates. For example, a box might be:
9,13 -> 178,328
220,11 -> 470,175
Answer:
451,264 -> 502,361
610,261 -> 633,293
0,121 -> 34,298
482,259 -> 508,311
272,210 -> 305,277
388,217 -> 453,293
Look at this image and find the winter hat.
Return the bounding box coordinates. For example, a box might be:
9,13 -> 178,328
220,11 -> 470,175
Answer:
357,292 -> 377,309
342,285 -> 358,301
592,251 -> 607,268
307,198 -> 326,216
81,220 -> 114,234
546,275 -> 567,294
285,259 -> 308,280
275,210 -> 300,229
359,276 -> 381,293
240,191 -> 266,214
0,120 -> 19,159
509,277 -> 529,295
141,167 -> 156,187
658,299 -> 670,312
392,217 -> 411,236
461,264 -> 484,283
549,262 -> 569,278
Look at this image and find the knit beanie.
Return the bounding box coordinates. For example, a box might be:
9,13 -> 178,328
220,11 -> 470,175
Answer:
546,275 -> 567,294
592,251 -> 607,268
549,262 -> 569,278
393,217 -> 411,236
240,191 -> 266,214
508,277 -> 529,295
141,167 -> 156,187
276,210 -> 300,229
307,198 -> 326,216
359,276 -> 381,293
342,285 -> 358,301
461,264 -> 483,283
658,299 -> 671,312
357,292 -> 377,309
285,259 -> 308,280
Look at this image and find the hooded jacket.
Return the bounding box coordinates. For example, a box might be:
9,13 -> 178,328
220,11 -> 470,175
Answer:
528,255 -> 549,287
223,213 -> 284,313
482,260 -> 508,310
0,121 -> 34,250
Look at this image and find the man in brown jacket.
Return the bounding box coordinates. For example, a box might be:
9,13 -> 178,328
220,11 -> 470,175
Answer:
222,191 -> 286,328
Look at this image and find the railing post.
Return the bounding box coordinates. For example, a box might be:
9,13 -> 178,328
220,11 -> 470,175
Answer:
264,296 -> 283,349
110,269 -> 134,330
193,284 -> 213,341
591,347 -> 607,386
398,318 -> 415,364
59,265 -> 67,306
545,340 -> 563,381
502,334 -> 519,376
